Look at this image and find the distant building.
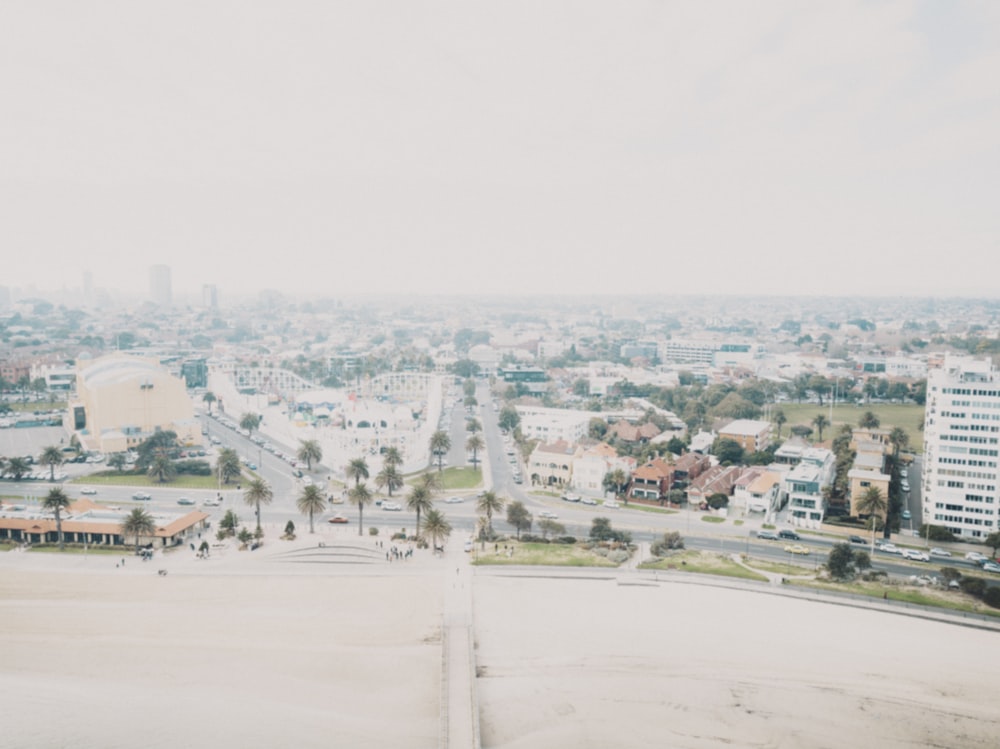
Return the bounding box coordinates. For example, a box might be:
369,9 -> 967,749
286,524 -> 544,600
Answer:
181,358 -> 208,389
202,284 -> 218,309
718,419 -> 773,453
515,406 -> 591,444
149,264 -> 172,307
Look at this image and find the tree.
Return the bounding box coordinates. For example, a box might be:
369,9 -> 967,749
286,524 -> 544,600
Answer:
147,454 -> 176,484
382,447 -> 403,470
348,482 -> 373,536
5,456 -> 29,481
859,411 -> 880,429
826,543 -> 859,580
296,439 -> 323,471
466,418 -> 482,434
430,430 -> 451,472
713,438 -> 744,465
421,508 -> 452,550
888,427 -> 909,457
375,465 -> 404,497
243,477 -> 273,533
707,492 -> 729,510
856,486 -> 887,551
108,453 -> 128,473
538,518 -> 565,540
218,510 -> 239,538
650,531 -> 684,556
346,457 -> 370,488
407,485 -> 434,538
202,391 -> 217,414
296,483 -> 326,534
812,414 -> 830,442
239,412 -> 262,437
984,532 -> 1000,559
120,507 -> 156,555
41,488 -> 72,550
505,500 -> 533,539
39,445 -> 64,481
498,406 -> 520,433
418,471 -> 443,494
774,409 -> 787,438
476,491 -> 506,537
466,434 -> 484,468
606,468 -> 628,499
216,448 -> 242,485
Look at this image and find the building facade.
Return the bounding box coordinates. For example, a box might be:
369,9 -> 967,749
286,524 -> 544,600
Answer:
922,355 -> 1000,540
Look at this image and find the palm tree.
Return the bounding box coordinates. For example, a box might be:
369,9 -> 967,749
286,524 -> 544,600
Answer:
465,434 -> 484,468
476,491 -> 506,538
296,484 -> 326,534
39,445 -> 64,481
147,454 -> 176,484
859,411 -> 880,429
607,468 -> 627,499
240,412 -> 261,437
888,426 -> 909,457
419,471 -> 443,494
41,488 -> 72,550
407,485 -> 434,538
466,418 -> 481,434
5,456 -> 29,481
216,448 -> 242,485
120,507 -> 156,555
382,447 -> 403,470
812,414 -> 830,442
375,465 -> 404,497
430,430 -> 451,472
297,439 -> 323,471
202,391 -> 217,414
348,482 -> 373,536
243,477 -> 273,533
774,409 -> 787,438
856,486 -> 887,552
421,508 -> 452,551
346,457 -> 370,488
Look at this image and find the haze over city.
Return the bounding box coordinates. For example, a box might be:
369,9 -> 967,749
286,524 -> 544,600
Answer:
2,1 -> 999,299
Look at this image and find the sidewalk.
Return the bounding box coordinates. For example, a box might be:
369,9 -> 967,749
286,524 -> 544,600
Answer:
441,540 -> 480,749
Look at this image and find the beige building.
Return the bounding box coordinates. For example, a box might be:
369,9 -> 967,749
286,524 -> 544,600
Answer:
718,419 -> 772,453
528,440 -> 581,489
66,354 -> 199,453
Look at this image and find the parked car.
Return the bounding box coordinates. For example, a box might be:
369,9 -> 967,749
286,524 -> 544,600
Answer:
901,509 -> 911,520
778,529 -> 801,541
203,498 -> 221,507
902,549 -> 929,562
561,493 -> 581,503
443,496 -> 465,504
603,501 -> 619,509
581,497 -> 598,505
983,562 -> 1000,573
538,510 -> 558,519
929,547 -> 952,558
381,502 -> 402,511
131,492 -> 152,501
80,487 -> 98,495
756,530 -> 779,541
876,542 -> 901,554
784,544 -> 810,555
848,535 -> 866,545
901,480 -> 910,492
327,515 -> 349,524
965,551 -> 989,562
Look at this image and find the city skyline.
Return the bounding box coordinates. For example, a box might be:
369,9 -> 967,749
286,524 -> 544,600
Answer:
2,2 -> 999,299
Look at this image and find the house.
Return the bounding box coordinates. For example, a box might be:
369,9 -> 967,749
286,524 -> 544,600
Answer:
687,465 -> 743,507
571,443 -> 636,496
527,440 -> 581,488
782,448 -> 836,529
847,468 -> 891,517
629,458 -> 674,501
737,470 -> 783,517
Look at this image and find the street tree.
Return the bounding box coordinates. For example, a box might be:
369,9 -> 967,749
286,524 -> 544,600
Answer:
120,507 -> 156,555
430,430 -> 451,472
407,484 -> 434,538
421,508 -> 452,550
239,412 -> 262,437
296,483 -> 326,534
856,486 -> 888,550
108,453 -> 128,473
147,454 -> 176,484
202,391 -> 217,414
498,406 -> 520,433
41,487 -> 72,550
774,409 -> 787,438
375,464 -> 404,497
39,445 -> 64,481
538,518 -> 565,540
348,482 -> 373,536
505,500 -> 532,539
382,447 -> 403,469
216,448 -> 242,485
346,457 -> 370,488
243,477 -> 274,533
812,413 -> 830,442
296,439 -> 323,471
5,456 -> 29,481
465,434 -> 484,468
476,491 -> 506,538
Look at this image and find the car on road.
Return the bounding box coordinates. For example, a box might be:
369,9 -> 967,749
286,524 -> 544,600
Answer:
902,549 -> 930,562
177,497 -> 195,505
80,487 -> 98,495
876,542 -> 900,554
328,515 -> 349,524
900,468 -> 908,479
778,529 -> 801,541
848,535 -> 866,545
603,500 -> 619,509
784,544 -> 810,555
983,562 -> 1000,573
929,547 -> 952,558
756,530 -> 779,541
443,496 -> 465,504
132,492 -> 152,501
538,510 -> 558,519
203,498 -> 221,507
901,509 -> 911,520
381,502 -> 402,511
561,493 -> 581,503
965,551 -> 989,563
901,480 -> 910,492
581,497 -> 598,505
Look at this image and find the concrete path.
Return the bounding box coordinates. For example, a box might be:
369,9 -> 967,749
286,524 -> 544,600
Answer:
441,545 -> 480,749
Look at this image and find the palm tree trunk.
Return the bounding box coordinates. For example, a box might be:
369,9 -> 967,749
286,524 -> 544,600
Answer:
309,509 -> 314,534
358,505 -> 364,536
56,509 -> 64,551
256,504 -> 261,532
416,509 -> 421,538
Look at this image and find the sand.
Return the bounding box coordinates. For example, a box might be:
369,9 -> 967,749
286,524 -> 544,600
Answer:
3,541 -> 1000,749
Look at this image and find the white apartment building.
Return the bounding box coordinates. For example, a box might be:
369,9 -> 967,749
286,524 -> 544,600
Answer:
515,406 -> 591,444
783,448 -> 835,529
922,355 -> 1000,540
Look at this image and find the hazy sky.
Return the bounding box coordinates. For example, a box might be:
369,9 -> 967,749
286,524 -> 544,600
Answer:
2,1 -> 998,300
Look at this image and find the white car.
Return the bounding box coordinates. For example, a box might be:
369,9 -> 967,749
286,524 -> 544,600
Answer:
603,500 -> 620,509
902,549 -> 929,562
581,497 -> 598,506
561,493 -> 581,503
443,496 -> 465,504
80,487 -> 98,495
382,502 -> 402,511
965,551 -> 988,562
203,498 -> 222,507
876,542 -> 900,554
538,510 -> 558,519
929,547 -> 952,558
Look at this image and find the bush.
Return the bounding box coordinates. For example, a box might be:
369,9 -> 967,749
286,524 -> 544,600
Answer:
983,586 -> 1000,609
520,534 -> 547,543
391,532 -> 407,540
608,549 -> 630,563
959,577 -> 987,598
921,524 -> 957,542
368,527 -> 379,536
939,566 -> 963,583
555,536 -> 577,544
174,459 -> 212,476
650,531 -> 684,556
593,547 -> 609,557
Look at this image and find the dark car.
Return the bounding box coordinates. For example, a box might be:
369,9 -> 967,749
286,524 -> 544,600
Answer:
849,535 -> 866,544
778,529 -> 801,541
756,530 -> 779,541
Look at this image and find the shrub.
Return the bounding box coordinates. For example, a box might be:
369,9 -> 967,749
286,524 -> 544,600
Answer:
939,567 -> 963,583
369,527 -> 379,536
174,459 -> 213,476
921,524 -> 957,542
391,532 -> 407,540
983,586 -> 1000,609
960,577 -> 987,598
555,536 -> 577,544
608,549 -> 630,563
651,531 -> 684,556
593,547 -> 609,557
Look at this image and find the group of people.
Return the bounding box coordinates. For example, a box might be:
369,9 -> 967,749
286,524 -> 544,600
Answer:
376,540 -> 413,562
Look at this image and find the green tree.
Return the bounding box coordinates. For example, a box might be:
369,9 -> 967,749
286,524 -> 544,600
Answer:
466,417 -> 482,434
296,439 -> 323,471
859,411 -> 880,429
39,445 -> 64,481
41,487 -> 72,550
120,507 -> 156,555
498,406 -> 520,433
538,518 -> 565,540
650,531 -> 685,556
375,464 -> 404,497
856,486 -> 887,550
243,477 -> 273,533
984,531 -> 1000,559
202,391 -> 217,414
812,413 -> 830,442
421,508 -> 452,550
382,447 -> 403,470
774,409 -> 787,438
107,453 -> 128,473
348,482 -> 373,536
888,426 -> 909,457
296,483 -> 326,534
218,509 -> 239,538
147,454 -> 176,484
406,484 -> 434,538
430,430 -> 451,472
476,491 -> 506,537
826,542 -> 858,580
465,434 -> 485,468
346,457 -> 370,488
239,412 -> 262,437
606,468 -> 628,499
713,438 -> 744,465
505,500 -> 532,539
216,448 -> 242,485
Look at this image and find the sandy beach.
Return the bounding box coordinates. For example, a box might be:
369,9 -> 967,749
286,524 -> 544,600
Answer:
3,540 -> 1000,749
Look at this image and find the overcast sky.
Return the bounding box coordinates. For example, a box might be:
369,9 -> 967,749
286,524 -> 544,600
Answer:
2,1 -> 998,300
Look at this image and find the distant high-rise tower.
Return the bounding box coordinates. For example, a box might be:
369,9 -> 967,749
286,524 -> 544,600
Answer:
82,271 -> 94,306
150,265 -> 172,306
202,284 -> 218,309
